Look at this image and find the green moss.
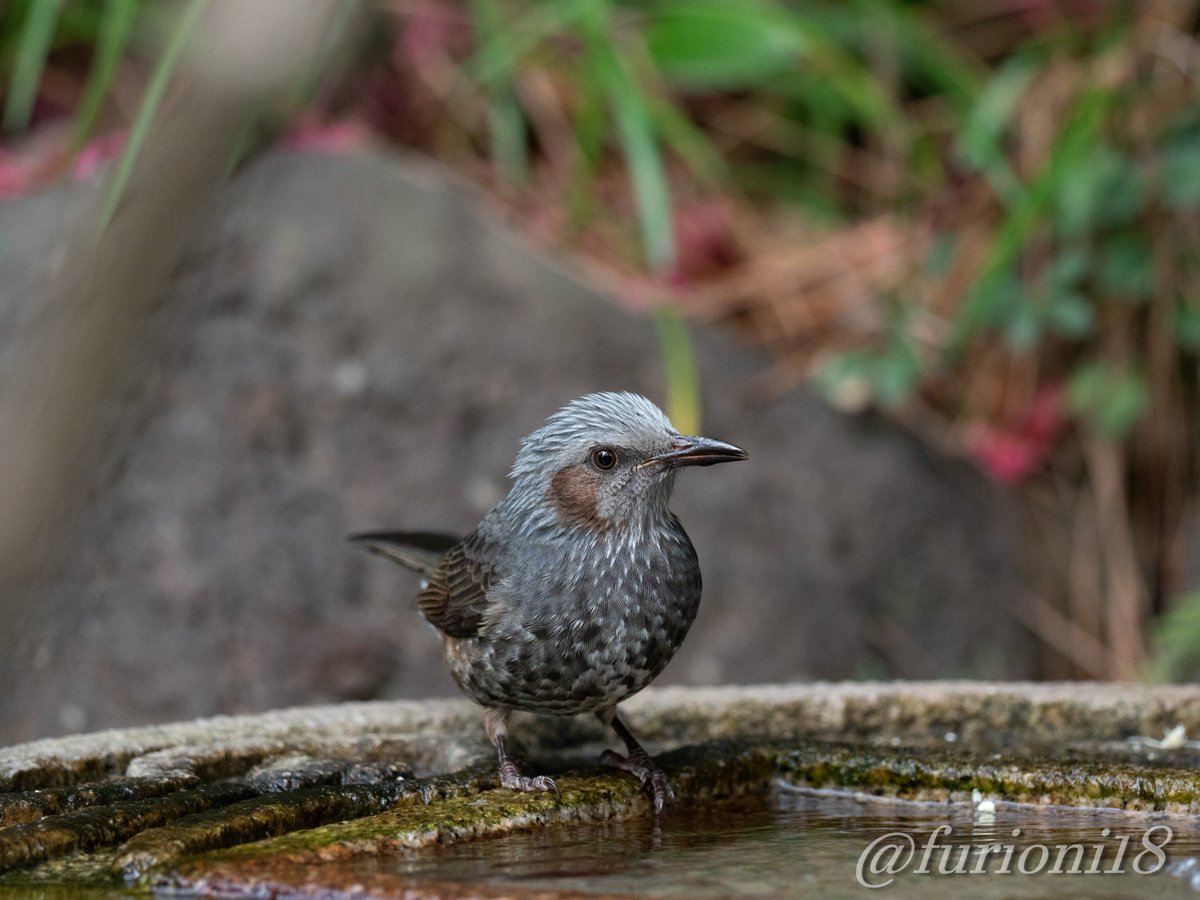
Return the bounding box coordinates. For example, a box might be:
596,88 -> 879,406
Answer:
6,729 -> 1200,893
774,740 -> 1200,811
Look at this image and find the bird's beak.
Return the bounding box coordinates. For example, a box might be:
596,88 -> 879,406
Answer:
645,435 -> 749,469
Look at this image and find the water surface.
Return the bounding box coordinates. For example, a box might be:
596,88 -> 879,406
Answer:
344,787 -> 1200,898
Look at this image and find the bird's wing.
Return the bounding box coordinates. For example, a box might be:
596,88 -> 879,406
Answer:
349,531 -> 462,577
416,527 -> 504,639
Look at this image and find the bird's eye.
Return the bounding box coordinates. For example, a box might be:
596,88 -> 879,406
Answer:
591,448 -> 618,471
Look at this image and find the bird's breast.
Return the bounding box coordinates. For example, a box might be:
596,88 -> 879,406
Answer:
445,518 -> 702,714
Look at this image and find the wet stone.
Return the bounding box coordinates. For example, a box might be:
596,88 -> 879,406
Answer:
776,743 -> 1200,811
240,752 -> 412,792
0,774 -> 200,827
111,782 -> 414,882
1,683 -> 1200,894
0,782 -> 256,871
125,742 -> 290,781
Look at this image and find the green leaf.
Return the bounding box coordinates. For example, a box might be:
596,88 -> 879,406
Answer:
470,0 -> 529,185
471,0 -> 589,86
1047,290 -> 1095,338
955,51 -> 1038,190
1054,145 -> 1142,236
1004,300 -> 1041,350
646,1 -> 807,91
769,68 -> 886,133
873,339 -> 920,407
1048,244 -> 1090,289
1067,363 -> 1148,438
1146,589 -> 1200,682
1094,160 -> 1144,227
1053,146 -> 1116,236
1097,232 -> 1153,300
3,0 -> 60,133
1163,144 -> 1200,209
925,233 -> 956,277
870,0 -> 980,111
1174,299 -> 1200,352
952,87 -> 1113,349
1159,108 -> 1200,210
71,0 -> 140,152
961,267 -> 1021,335
820,302 -> 922,409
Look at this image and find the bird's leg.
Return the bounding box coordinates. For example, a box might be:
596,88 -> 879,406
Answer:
596,707 -> 675,813
484,708 -> 557,793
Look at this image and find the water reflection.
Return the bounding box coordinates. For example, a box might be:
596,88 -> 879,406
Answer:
353,787 -> 1200,898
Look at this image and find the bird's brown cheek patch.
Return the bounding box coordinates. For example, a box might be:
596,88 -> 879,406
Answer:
547,465 -> 613,530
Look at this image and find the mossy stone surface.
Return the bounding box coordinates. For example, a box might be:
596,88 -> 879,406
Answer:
2,682 -> 1199,894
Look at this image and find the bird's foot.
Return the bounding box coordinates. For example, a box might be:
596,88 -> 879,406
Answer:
600,747 -> 675,813
498,760 -> 557,793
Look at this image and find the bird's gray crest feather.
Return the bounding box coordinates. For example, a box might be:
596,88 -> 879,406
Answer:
511,392 -> 675,482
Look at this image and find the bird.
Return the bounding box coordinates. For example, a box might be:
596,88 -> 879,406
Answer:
351,391 -> 747,812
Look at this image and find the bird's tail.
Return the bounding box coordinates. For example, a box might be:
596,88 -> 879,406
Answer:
348,530 -> 460,576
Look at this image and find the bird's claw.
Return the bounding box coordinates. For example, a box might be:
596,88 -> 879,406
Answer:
600,748 -> 674,812
499,763 -> 558,794
647,768 -> 675,814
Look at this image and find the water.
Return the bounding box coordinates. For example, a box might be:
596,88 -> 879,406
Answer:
9,787 -> 1200,897
332,786 -> 1200,898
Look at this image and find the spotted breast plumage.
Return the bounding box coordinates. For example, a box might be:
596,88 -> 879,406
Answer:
352,392 -> 747,812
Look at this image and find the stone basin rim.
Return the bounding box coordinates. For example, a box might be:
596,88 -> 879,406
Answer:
4,680 -> 1199,789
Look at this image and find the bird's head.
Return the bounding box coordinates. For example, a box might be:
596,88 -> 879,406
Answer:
509,392 -> 747,532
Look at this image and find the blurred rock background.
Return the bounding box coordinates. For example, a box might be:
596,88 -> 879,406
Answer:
0,150 -> 1029,743
0,1 -> 1196,744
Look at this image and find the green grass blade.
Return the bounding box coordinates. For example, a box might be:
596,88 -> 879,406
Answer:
97,0 -> 208,232
589,40 -> 674,271
469,0 -> 528,185
648,95 -> 725,187
71,0 -> 140,152
610,89 -> 674,272
470,0 -> 589,87
655,305 -> 701,434
578,5 -> 700,430
3,0 -> 61,133
566,76 -> 605,230
868,0 -> 981,111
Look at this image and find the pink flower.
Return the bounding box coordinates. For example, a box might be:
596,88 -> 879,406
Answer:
965,384 -> 1064,483
667,197 -> 740,287
74,131 -> 127,180
966,425 -> 1044,483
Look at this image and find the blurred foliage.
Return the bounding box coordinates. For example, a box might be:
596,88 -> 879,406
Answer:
2,0 -> 1199,681
1147,589 -> 1200,683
